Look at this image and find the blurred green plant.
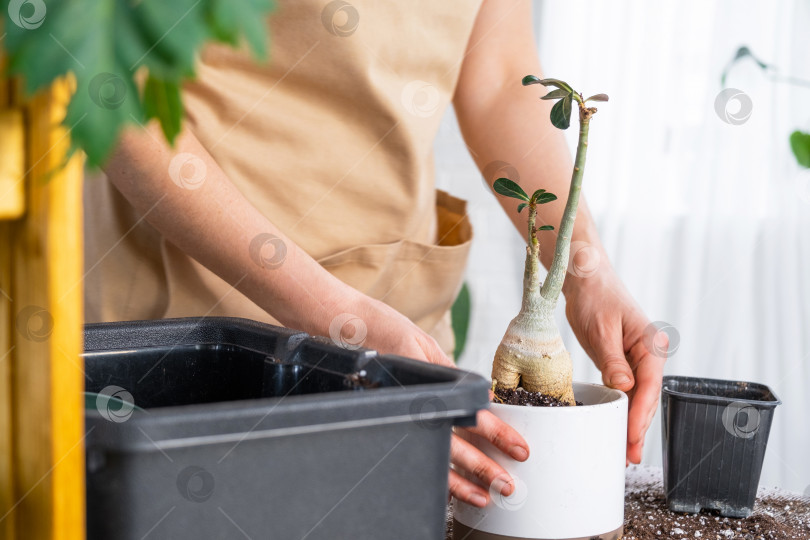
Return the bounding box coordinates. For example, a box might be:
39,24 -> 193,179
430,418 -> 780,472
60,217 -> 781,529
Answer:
790,131 -> 810,169
2,0 -> 275,166
451,282 -> 470,362
722,45 -> 810,169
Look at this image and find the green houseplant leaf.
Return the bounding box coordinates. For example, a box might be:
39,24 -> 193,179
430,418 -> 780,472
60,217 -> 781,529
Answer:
530,189 -> 546,201
522,75 -> 573,93
535,192 -> 558,204
539,78 -> 573,92
206,0 -> 272,59
541,88 -> 570,101
3,0 -> 275,166
517,203 -> 528,213
537,225 -> 555,231
585,93 -> 609,102
451,282 -> 471,361
143,76 -> 184,143
549,96 -> 572,130
522,75 -> 542,86
790,131 -> 810,168
493,178 -> 530,201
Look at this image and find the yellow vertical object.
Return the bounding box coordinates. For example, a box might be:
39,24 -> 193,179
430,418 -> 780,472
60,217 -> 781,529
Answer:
0,109 -> 25,219
0,69 -> 86,540
0,53 -> 24,219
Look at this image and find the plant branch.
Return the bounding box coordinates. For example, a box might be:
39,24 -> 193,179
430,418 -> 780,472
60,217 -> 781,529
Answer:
540,104 -> 593,304
521,202 -> 543,313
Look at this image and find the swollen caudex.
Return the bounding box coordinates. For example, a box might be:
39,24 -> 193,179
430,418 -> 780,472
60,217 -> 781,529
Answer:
492,306 -> 575,405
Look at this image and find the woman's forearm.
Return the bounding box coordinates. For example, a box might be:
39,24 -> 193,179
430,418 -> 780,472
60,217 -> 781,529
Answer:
452,0 -> 610,297
102,122 -> 356,334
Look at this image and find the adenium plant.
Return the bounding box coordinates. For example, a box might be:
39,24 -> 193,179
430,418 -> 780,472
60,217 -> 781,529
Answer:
491,76 -> 607,405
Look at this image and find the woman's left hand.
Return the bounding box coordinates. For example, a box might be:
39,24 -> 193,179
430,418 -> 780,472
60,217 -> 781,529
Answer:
563,268 -> 667,464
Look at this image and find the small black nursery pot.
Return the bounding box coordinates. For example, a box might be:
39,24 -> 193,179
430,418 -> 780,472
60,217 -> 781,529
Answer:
661,375 -> 781,518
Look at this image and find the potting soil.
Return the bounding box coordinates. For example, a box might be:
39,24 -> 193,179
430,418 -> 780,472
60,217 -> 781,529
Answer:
446,466 -> 810,539
493,386 -> 583,407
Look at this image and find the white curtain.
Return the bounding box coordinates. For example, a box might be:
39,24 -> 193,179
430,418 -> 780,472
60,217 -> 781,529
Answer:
435,0 -> 810,493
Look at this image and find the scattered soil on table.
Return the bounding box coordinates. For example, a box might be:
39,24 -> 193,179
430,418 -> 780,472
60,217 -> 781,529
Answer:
446,475 -> 810,540
493,386 -> 583,407
623,488 -> 810,539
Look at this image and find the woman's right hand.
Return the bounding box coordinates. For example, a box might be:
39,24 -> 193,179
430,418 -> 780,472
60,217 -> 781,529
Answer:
332,295 -> 530,508
332,295 -> 456,367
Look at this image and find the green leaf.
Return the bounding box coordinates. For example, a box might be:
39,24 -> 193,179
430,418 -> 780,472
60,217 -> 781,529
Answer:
206,0 -> 274,59
541,88 -> 570,101
451,282 -> 471,362
143,76 -> 183,144
550,96 -> 572,130
537,225 -> 555,231
530,189 -> 546,201
790,131 -> 810,168
586,93 -> 609,102
523,76 -> 574,93
536,192 -> 558,204
64,73 -> 144,166
537,78 -> 574,93
517,203 -> 528,213
493,178 -> 530,201
3,0 -> 275,167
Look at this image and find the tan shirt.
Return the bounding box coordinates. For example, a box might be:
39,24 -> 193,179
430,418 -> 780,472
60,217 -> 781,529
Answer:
84,0 -> 482,356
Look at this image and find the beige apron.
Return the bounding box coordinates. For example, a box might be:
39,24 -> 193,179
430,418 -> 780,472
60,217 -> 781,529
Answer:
84,0 -> 482,357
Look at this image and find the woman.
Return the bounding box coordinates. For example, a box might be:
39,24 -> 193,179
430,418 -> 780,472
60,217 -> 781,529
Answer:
85,0 -> 664,508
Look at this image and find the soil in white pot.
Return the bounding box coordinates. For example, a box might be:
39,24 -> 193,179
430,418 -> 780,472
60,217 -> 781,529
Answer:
494,387 -> 583,407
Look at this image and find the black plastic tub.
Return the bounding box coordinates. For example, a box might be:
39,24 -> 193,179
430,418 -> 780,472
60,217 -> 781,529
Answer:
83,317 -> 489,540
661,375 -> 781,518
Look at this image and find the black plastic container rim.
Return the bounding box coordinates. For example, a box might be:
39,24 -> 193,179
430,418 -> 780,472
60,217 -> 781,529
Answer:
82,317 -> 490,449
662,375 -> 781,408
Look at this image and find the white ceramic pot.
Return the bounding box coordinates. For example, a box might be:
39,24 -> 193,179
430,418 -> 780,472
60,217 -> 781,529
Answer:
453,382 -> 628,540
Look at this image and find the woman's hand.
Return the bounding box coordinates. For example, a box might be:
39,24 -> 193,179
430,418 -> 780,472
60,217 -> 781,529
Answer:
563,268 -> 667,465
338,296 -> 530,507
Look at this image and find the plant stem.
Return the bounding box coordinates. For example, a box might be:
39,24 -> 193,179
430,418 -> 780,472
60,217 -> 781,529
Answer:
540,109 -> 591,304
521,203 -> 542,313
